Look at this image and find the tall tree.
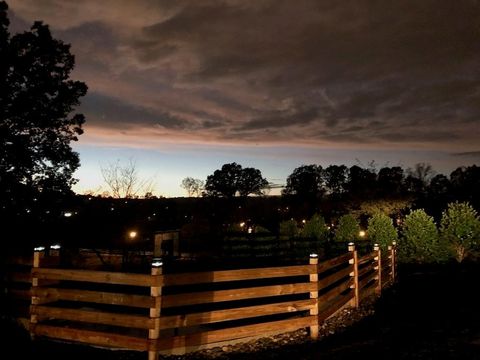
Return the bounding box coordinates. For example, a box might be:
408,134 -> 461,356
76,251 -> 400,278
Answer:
0,2 -> 87,210
404,163 -> 435,195
429,174 -> 451,197
181,177 -> 204,197
282,165 -> 324,198
101,159 -> 154,198
237,167 -> 269,197
377,166 -> 404,196
323,165 -> 348,195
450,165 -> 480,205
204,163 -> 268,197
407,163 -> 435,184
346,165 -> 377,198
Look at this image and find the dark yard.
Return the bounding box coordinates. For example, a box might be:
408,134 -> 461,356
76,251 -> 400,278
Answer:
3,263 -> 480,360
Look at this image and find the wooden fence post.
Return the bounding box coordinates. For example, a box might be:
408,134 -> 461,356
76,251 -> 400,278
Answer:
148,257 -> 163,360
374,244 -> 381,295
391,241 -> 396,282
309,253 -> 319,340
30,246 -> 45,336
348,243 -> 359,308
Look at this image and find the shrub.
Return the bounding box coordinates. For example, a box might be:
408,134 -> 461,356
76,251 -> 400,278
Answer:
439,202 -> 480,262
279,219 -> 299,238
334,214 -> 360,243
301,213 -> 329,244
399,209 -> 445,263
367,212 -> 398,251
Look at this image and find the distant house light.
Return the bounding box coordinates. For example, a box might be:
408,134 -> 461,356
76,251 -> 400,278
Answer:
359,230 -> 366,238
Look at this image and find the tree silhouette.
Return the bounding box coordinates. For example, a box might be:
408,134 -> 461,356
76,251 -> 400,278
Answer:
282,165 -> 324,198
204,162 -> 268,197
323,165 -> 348,195
377,166 -> 404,196
346,165 -> 377,198
181,177 -> 204,197
237,167 -> 269,197
450,165 -> 480,206
101,159 -> 154,198
0,1 -> 87,212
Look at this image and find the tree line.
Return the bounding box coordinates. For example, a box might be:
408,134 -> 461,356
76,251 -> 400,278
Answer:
182,162 -> 480,207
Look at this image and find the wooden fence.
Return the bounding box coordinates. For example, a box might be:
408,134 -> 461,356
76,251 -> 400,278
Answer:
4,243 -> 397,359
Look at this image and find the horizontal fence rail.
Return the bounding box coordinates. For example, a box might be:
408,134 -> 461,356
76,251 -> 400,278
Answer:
3,243 -> 397,359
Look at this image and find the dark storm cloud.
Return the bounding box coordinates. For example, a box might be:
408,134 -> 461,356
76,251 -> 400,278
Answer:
239,106 -> 319,131
80,93 -> 187,130
451,151 -> 480,157
8,0 -> 480,149
133,0 -> 480,145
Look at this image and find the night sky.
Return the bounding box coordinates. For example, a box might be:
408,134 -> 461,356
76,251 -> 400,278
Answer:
7,1 -> 480,196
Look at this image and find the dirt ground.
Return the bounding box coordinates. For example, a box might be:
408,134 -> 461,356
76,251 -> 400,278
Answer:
3,263 -> 480,359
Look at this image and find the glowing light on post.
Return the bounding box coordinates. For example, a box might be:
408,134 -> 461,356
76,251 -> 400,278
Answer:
151,257 -> 163,268
50,244 -> 61,250
64,212 -> 72,217
34,246 -> 45,252
247,227 -> 253,234
359,230 -> 366,238
309,253 -> 318,259
128,231 -> 137,240
239,222 -> 245,228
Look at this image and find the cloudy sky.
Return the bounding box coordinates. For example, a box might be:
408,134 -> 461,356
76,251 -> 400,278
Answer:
7,0 -> 480,196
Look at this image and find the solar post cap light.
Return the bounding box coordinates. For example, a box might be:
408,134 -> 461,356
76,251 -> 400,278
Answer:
34,246 -> 45,252
151,257 -> 163,267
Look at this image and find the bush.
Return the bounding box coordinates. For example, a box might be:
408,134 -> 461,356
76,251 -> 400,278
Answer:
367,213 -> 398,251
301,213 -> 329,244
279,219 -> 299,238
399,209 -> 445,263
334,214 -> 360,243
439,202 -> 480,262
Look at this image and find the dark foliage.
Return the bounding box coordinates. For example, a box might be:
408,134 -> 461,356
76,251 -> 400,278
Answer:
0,1 -> 87,246
204,162 -> 268,198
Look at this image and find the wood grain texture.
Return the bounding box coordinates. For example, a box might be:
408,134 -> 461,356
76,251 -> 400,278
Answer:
32,305 -> 153,329
33,324 -> 148,351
